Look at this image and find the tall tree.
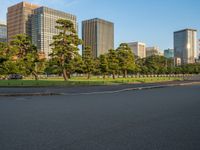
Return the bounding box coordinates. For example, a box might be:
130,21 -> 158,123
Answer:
82,46 -> 94,79
10,34 -> 40,80
116,43 -> 135,78
50,19 -> 82,80
145,55 -> 168,74
107,49 -> 119,79
99,54 -> 109,79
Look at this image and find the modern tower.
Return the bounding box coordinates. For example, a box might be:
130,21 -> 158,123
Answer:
174,29 -> 197,64
82,18 -> 114,58
7,2 -> 39,42
127,42 -> 146,58
0,22 -> 7,43
32,7 -> 77,59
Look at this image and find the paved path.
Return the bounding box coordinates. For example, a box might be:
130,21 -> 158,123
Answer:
0,85 -> 200,150
0,80 -> 199,96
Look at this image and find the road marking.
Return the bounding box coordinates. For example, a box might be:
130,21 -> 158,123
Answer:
60,82 -> 200,96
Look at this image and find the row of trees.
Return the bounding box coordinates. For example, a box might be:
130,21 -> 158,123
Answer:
0,35 -> 45,80
1,19 -> 200,80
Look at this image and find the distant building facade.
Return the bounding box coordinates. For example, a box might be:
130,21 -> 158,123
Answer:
174,57 -> 182,66
0,23 -> 7,42
146,46 -> 160,57
164,49 -> 174,58
174,29 -> 197,65
82,18 -> 114,58
32,7 -> 77,59
198,39 -> 200,59
127,42 -> 146,58
7,2 -> 39,42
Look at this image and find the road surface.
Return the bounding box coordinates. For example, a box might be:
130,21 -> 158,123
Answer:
0,85 -> 200,150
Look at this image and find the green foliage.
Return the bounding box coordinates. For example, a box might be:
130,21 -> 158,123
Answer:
99,54 -> 109,78
10,34 -> 41,80
50,19 -> 82,80
0,42 -> 8,74
82,46 -> 94,79
1,30 -> 200,81
116,43 -> 135,78
136,55 -> 174,75
107,49 -> 119,79
45,58 -> 62,75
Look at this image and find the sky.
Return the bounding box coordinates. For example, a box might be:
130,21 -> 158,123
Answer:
0,0 -> 200,51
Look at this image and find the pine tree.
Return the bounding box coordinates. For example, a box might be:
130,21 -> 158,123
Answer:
116,43 -> 135,78
50,19 -> 82,80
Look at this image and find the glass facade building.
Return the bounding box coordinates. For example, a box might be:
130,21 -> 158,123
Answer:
164,49 -> 174,58
0,23 -> 7,42
32,7 -> 77,59
174,29 -> 197,64
82,18 -> 114,58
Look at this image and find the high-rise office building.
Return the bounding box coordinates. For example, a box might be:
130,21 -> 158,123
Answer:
7,2 -> 39,42
0,23 -> 7,43
174,29 -> 197,64
164,49 -> 174,58
127,42 -> 146,58
32,7 -> 77,59
146,46 -> 160,57
82,18 -> 114,58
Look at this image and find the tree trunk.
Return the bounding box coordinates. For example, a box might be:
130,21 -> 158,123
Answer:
112,73 -> 115,79
61,54 -> 68,81
63,68 -> 68,81
87,73 -> 90,79
123,70 -> 127,78
103,74 -> 106,79
32,71 -> 38,81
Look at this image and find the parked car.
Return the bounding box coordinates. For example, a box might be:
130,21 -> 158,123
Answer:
7,74 -> 23,80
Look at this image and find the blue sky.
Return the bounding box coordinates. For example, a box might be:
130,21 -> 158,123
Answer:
0,0 -> 200,51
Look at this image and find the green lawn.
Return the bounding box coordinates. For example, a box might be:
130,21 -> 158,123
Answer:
0,77 -> 182,87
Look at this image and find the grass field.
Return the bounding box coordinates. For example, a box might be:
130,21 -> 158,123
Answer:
0,76 -> 182,87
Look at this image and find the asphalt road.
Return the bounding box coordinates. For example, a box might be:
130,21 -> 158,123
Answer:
0,85 -> 200,150
0,80 -> 197,95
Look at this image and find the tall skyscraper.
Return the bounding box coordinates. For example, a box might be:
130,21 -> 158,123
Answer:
82,18 -> 114,58
127,42 -> 146,58
0,22 -> 7,43
164,49 -> 174,58
174,29 -> 197,64
7,2 -> 39,42
32,7 -> 77,59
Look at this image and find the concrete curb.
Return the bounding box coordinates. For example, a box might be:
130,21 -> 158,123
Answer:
1,81 -> 200,97
0,92 -> 59,97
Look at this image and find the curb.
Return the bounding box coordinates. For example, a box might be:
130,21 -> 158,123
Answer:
1,81 -> 199,97
0,92 -> 59,97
